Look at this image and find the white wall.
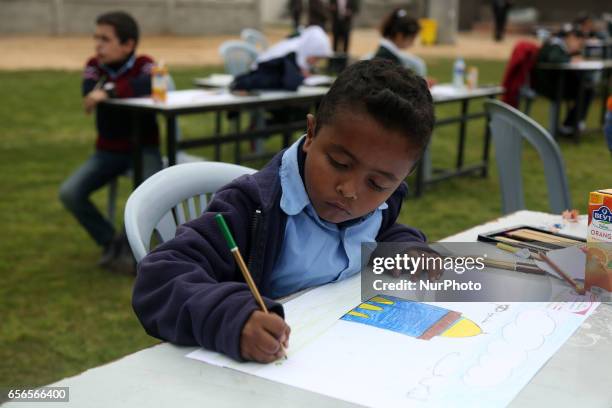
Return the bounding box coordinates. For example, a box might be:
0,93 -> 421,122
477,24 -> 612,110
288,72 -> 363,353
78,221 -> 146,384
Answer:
260,0 -> 287,24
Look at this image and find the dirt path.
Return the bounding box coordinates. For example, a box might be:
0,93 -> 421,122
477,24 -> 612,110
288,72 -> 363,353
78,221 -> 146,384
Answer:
0,27 -> 530,70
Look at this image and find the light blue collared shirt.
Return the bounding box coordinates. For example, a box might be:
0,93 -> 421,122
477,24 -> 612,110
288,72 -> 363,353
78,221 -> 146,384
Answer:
262,137 -> 388,299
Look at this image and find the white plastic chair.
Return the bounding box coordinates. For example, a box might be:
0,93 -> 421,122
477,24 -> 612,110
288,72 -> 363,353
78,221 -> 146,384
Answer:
484,100 -> 571,215
218,40 -> 259,76
124,161 -> 256,262
107,75 -> 205,222
218,40 -> 263,163
240,28 -> 268,52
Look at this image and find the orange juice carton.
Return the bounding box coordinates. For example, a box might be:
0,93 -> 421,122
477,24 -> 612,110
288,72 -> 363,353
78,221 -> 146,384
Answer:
151,62 -> 168,103
585,189 -> 612,299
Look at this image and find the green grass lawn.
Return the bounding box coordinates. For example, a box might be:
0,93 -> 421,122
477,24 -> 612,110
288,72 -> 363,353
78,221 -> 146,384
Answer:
1,59 -> 611,388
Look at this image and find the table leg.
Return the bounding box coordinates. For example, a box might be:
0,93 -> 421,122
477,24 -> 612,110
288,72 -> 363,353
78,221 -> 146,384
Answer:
601,68 -> 611,127
574,73 -> 586,141
481,97 -> 494,178
456,100 -> 469,169
214,112 -> 222,161
131,112 -> 143,189
234,113 -> 242,164
414,159 -> 424,197
550,72 -> 564,137
166,115 -> 177,166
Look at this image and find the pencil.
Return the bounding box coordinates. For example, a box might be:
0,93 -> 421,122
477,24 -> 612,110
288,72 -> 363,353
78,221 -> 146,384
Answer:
495,242 -> 542,260
483,258 -> 545,275
215,213 -> 288,359
539,252 -> 585,295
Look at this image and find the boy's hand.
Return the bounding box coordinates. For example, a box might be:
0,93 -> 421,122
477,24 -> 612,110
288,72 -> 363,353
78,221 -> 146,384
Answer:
241,310 -> 290,363
83,89 -> 109,114
389,248 -> 444,281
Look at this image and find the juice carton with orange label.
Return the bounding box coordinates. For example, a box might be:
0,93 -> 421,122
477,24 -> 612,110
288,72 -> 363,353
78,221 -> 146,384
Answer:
151,62 -> 168,103
585,189 -> 612,299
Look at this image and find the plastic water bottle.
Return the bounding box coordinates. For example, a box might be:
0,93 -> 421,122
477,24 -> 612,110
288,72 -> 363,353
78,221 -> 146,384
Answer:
605,96 -> 612,154
452,58 -> 465,88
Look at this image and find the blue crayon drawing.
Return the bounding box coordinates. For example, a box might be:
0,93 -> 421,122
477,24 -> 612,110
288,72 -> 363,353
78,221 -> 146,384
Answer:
341,295 -> 481,339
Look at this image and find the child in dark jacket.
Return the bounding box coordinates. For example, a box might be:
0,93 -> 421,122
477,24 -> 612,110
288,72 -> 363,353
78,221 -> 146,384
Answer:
132,59 -> 436,363
533,23 -> 592,133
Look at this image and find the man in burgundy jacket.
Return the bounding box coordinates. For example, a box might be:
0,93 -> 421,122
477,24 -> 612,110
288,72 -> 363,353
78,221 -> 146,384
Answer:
59,11 -> 162,272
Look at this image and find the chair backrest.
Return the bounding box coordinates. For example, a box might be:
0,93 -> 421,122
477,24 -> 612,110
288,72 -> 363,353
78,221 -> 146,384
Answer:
124,162 -> 257,262
240,28 -> 268,52
484,100 -> 571,215
501,41 -> 540,109
218,40 -> 259,76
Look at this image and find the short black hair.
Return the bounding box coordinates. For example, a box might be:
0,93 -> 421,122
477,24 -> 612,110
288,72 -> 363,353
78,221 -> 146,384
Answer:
381,8 -> 421,39
96,11 -> 139,45
315,59 -> 435,151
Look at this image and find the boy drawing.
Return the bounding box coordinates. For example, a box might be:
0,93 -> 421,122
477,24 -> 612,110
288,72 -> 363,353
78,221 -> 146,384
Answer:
133,60 -> 436,363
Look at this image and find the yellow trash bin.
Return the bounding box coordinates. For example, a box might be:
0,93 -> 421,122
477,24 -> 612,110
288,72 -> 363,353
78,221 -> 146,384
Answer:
419,18 -> 437,46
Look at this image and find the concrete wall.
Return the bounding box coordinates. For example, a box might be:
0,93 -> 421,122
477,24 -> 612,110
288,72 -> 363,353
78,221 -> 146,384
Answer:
354,0 -> 425,28
0,0 -> 261,35
427,0 -> 458,44
461,0 -> 612,29
260,0 -> 286,24
511,0 -> 610,23
258,0 -> 426,28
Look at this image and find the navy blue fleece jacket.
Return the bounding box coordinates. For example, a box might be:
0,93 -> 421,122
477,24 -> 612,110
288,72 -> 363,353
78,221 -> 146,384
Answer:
132,148 -> 426,361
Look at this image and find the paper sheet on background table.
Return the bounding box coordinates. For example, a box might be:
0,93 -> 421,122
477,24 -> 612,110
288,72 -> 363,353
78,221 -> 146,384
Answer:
187,275 -> 599,407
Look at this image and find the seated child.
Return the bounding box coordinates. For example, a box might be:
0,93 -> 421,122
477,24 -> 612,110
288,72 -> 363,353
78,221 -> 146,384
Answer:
234,25 -> 332,92
132,59 -> 435,363
373,8 -> 427,78
533,23 -> 592,133
59,11 -> 162,272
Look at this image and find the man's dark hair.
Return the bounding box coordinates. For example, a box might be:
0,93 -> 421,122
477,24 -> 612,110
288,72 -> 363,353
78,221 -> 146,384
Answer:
315,59 -> 435,151
96,11 -> 139,45
381,8 -> 421,39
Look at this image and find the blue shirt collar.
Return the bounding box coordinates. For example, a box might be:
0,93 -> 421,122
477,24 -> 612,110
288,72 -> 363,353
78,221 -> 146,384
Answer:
280,136 -> 310,216
279,136 -> 388,217
100,53 -> 136,80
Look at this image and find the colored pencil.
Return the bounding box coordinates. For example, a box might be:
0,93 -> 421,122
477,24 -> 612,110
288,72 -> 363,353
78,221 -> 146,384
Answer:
539,252 -> 585,295
215,213 -> 288,359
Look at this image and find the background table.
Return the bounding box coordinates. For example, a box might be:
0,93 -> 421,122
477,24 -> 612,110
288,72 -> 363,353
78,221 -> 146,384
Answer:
417,84 -> 503,196
104,84 -> 502,197
6,210 -> 610,407
103,87 -> 328,188
535,60 -> 612,139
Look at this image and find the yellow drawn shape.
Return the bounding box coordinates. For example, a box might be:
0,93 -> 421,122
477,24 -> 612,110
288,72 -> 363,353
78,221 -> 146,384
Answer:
347,310 -> 369,318
440,318 -> 482,338
358,303 -> 383,311
370,296 -> 394,305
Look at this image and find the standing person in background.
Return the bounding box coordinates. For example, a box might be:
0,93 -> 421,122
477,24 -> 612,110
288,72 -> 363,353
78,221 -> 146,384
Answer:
329,0 -> 360,53
288,0 -> 303,32
373,8 -> 427,78
308,0 -> 328,30
491,0 -> 512,42
59,11 -> 162,273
